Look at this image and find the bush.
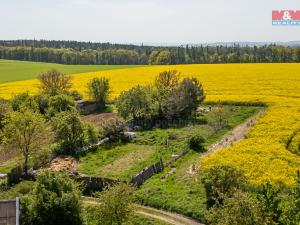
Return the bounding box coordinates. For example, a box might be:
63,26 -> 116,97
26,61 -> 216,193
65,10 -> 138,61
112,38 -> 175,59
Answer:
32,147 -> 52,170
279,171 -> 300,225
116,85 -> 158,122
162,77 -> 205,120
205,190 -> 264,225
11,92 -> 39,112
207,105 -> 230,132
188,135 -> 206,152
84,122 -> 100,144
21,171 -> 83,225
46,94 -> 76,117
91,183 -> 134,225
201,165 -> 246,207
51,110 -> 86,155
69,90 -> 83,101
99,117 -> 126,140
154,70 -> 180,91
0,181 -> 34,199
7,165 -> 23,186
34,93 -> 50,114
0,98 -> 12,129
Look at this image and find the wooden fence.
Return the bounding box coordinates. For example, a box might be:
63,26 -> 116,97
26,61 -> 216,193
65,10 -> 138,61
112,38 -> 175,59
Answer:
74,149 -> 189,191
130,158 -> 164,186
73,175 -> 118,195
0,198 -> 19,225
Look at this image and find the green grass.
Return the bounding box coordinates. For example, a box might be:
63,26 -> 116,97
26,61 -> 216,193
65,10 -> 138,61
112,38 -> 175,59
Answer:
78,106 -> 262,184
78,144 -> 157,180
83,203 -> 169,225
0,105 -> 262,223
0,180 -> 34,199
0,59 -> 143,83
0,158 -> 21,174
134,106 -> 262,222
126,214 -> 169,225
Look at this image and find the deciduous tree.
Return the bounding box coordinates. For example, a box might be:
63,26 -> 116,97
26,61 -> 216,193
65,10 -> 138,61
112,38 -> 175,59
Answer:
2,110 -> 53,175
39,69 -> 72,96
87,77 -> 110,108
116,85 -> 158,121
51,110 -> 86,154
93,183 -> 134,225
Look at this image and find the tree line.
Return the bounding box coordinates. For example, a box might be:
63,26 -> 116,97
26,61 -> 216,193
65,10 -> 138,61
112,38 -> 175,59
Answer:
1,40 -> 300,65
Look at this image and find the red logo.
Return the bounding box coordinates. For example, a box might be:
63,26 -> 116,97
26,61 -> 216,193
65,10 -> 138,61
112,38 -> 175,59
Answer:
272,10 -> 300,20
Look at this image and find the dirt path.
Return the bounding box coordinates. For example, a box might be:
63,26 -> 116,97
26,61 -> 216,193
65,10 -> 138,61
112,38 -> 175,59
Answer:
204,110 -> 264,156
82,111 -> 264,225
136,205 -> 203,225
187,110 -> 264,174
83,198 -> 203,225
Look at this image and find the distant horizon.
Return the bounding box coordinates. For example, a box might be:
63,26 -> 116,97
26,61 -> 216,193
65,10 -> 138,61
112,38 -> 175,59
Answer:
2,39 -> 300,47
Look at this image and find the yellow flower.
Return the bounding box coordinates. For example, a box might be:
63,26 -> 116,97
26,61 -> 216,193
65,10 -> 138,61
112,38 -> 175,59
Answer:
1,63 -> 300,185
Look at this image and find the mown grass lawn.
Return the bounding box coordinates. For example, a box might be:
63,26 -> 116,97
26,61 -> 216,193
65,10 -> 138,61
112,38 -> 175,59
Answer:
0,59 -> 142,83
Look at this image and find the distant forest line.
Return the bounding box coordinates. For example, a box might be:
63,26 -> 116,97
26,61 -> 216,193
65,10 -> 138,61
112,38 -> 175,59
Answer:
1,40 -> 300,65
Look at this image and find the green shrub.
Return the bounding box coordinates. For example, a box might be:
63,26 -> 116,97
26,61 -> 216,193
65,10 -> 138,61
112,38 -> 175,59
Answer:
162,77 -> 205,120
46,94 -> 76,117
116,85 -> 158,122
201,165 -> 246,207
20,171 -> 82,225
205,190 -> 264,225
91,183 -> 134,225
51,110 -> 86,155
99,117 -> 126,140
34,93 -> 50,114
69,90 -> 83,101
11,92 -> 39,112
188,135 -> 205,152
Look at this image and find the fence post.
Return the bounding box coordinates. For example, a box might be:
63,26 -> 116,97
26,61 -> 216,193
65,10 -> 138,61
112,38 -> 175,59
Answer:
16,197 -> 20,225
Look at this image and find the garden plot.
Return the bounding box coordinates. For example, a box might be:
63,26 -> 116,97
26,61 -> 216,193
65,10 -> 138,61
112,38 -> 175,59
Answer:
78,105 -> 260,183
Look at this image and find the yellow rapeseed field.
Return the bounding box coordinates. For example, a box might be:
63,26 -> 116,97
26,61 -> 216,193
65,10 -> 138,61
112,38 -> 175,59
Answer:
0,63 -> 300,185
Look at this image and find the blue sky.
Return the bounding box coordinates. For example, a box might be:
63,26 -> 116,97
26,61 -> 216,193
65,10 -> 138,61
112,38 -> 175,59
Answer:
1,0 -> 300,44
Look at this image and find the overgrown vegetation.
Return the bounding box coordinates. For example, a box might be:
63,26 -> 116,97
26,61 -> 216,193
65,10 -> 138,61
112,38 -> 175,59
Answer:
21,172 -> 83,225
116,70 -> 205,124
134,105 -> 261,222
86,183 -> 135,225
202,167 -> 300,225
